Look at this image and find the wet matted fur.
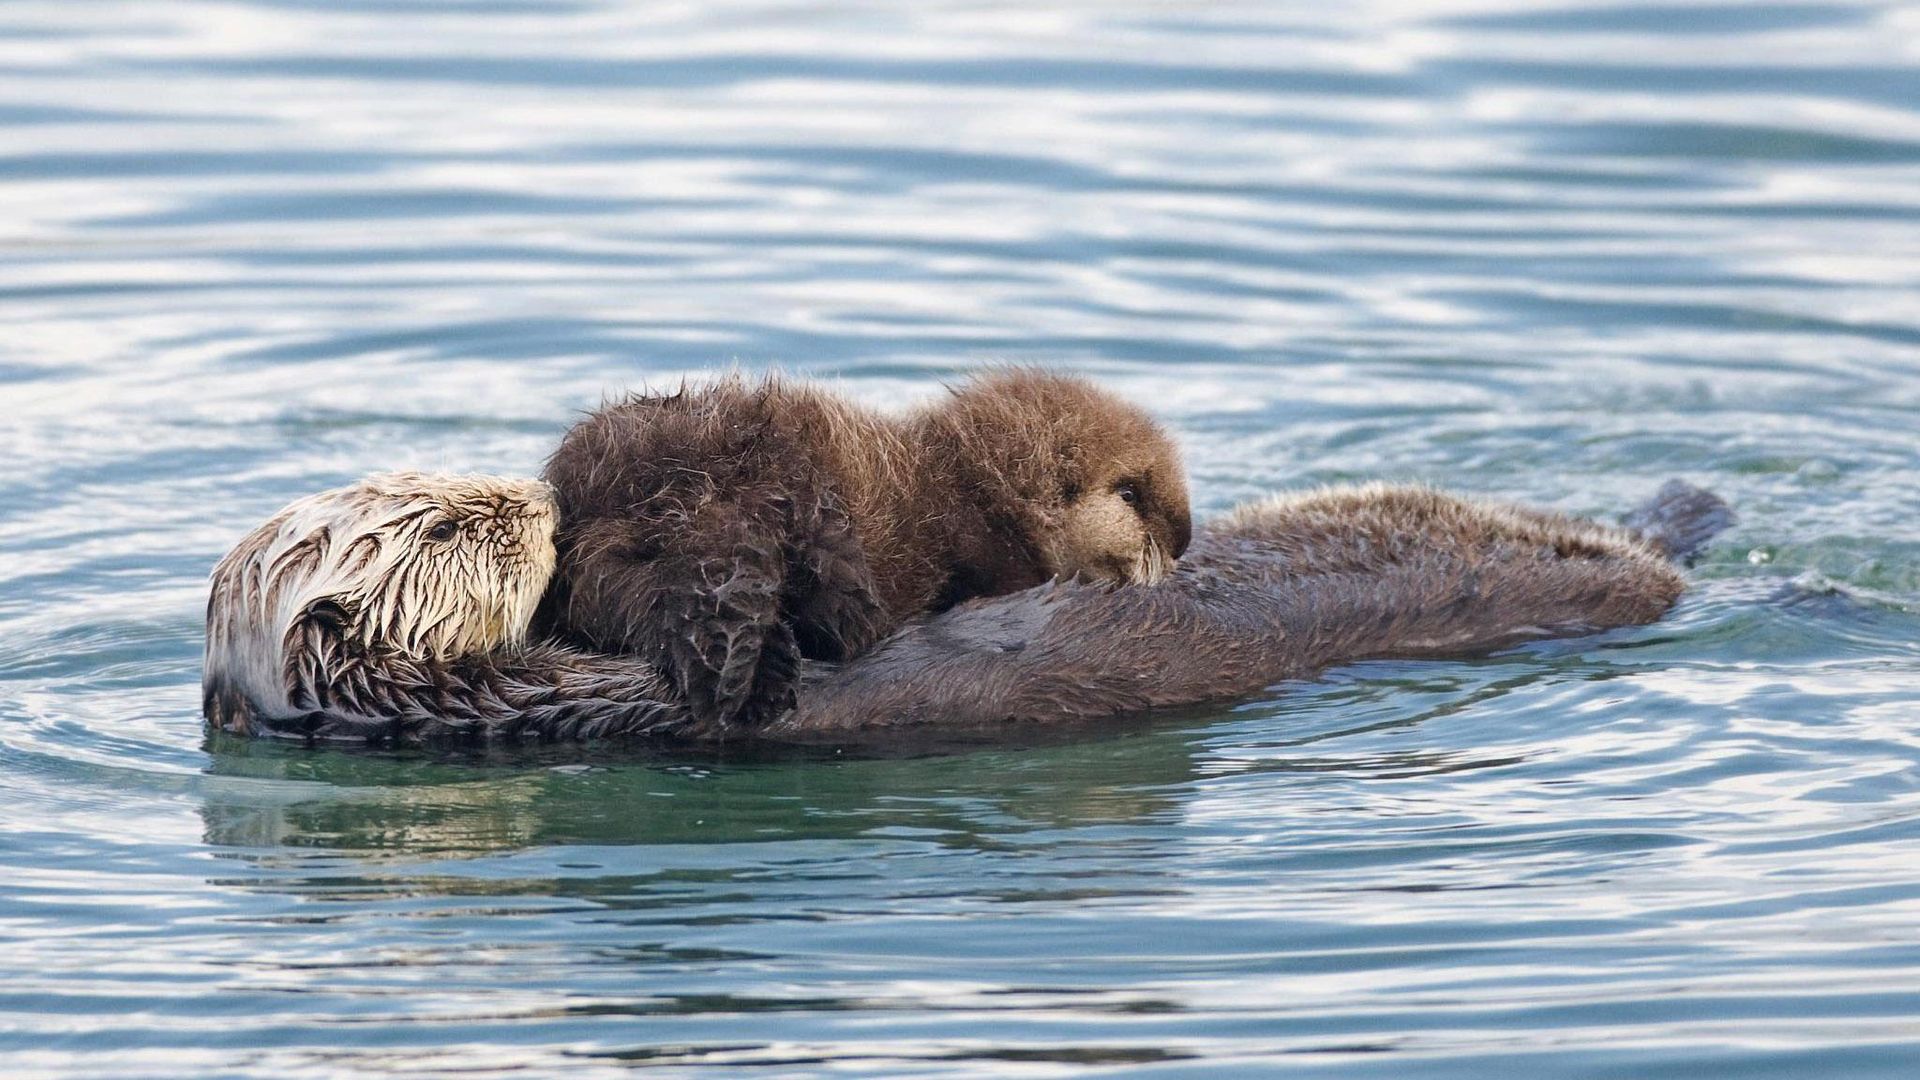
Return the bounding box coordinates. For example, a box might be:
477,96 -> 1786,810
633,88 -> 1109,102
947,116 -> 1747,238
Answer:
204,473 -> 681,740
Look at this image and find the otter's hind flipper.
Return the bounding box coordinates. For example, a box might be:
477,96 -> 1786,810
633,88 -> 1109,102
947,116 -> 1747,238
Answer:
1621,479 -> 1734,564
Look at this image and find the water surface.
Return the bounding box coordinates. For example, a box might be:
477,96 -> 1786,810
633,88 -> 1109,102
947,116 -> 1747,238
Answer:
3,1 -> 1919,1076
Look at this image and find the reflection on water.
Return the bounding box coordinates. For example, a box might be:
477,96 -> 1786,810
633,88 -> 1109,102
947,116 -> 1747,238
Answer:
196,727 -> 1205,854
4,0 -> 1920,1076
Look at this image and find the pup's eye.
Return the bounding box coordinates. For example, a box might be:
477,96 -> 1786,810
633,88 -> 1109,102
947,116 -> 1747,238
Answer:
425,519 -> 460,543
1115,482 -> 1141,507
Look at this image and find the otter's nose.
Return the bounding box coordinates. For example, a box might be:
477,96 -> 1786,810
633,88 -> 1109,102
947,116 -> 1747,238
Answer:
518,479 -> 559,516
1168,509 -> 1192,560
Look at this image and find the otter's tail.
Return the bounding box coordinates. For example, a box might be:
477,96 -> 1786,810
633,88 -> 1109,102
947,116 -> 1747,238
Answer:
1622,479 -> 1734,565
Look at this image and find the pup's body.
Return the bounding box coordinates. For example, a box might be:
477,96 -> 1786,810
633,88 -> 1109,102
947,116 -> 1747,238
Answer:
538,370 -> 1191,728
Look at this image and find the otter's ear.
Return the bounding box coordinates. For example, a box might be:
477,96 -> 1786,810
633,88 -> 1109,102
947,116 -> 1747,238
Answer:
302,598 -> 355,634
281,597 -> 359,712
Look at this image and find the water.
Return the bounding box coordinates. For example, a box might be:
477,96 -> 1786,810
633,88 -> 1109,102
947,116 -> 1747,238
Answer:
3,0 -> 1918,1075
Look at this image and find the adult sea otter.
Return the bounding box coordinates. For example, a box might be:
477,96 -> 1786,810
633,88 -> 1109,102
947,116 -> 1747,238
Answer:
203,474 -> 1729,744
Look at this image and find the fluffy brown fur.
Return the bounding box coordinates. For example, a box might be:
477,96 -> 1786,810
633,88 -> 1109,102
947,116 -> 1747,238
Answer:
537,369 -> 1191,729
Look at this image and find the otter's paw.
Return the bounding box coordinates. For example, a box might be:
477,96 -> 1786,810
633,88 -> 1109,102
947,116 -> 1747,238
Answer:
665,562 -> 802,729
789,573 -> 890,661
786,490 -> 892,660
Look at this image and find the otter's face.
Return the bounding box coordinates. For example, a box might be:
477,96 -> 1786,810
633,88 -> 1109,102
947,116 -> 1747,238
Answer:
208,472 -> 558,673
932,367 -> 1194,589
1051,457 -> 1192,586
333,473 -> 560,659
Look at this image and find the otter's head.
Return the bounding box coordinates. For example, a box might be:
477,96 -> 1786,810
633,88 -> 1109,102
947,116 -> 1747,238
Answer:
934,369 -> 1192,585
204,473 -> 557,724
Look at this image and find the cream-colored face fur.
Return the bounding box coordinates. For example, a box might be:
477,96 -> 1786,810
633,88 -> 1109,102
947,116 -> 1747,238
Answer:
1050,487 -> 1175,585
1043,452 -> 1192,587
205,472 -> 557,709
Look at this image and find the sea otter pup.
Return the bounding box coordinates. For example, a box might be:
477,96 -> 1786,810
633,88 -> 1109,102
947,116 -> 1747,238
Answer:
203,474 -> 1729,744
539,369 -> 1192,729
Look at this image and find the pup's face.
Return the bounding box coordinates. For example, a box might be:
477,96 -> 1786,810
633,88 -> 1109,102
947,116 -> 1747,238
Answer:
1050,442 -> 1192,586
211,472 -> 559,664
938,368 -> 1194,587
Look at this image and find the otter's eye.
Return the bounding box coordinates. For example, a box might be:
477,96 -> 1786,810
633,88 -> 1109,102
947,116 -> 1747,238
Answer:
1115,481 -> 1141,507
425,519 -> 460,543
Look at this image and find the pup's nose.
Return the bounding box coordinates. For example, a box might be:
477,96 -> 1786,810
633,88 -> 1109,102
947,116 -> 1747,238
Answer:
1169,510 -> 1192,560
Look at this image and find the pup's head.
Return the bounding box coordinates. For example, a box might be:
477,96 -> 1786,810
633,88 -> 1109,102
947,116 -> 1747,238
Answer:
936,369 -> 1192,584
204,473 -> 558,720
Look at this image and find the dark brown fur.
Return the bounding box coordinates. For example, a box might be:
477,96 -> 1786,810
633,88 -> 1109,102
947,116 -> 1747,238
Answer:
222,481 -> 1729,745
537,369 -> 1191,729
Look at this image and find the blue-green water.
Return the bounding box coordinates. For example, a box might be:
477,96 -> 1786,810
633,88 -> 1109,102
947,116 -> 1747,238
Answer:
3,1 -> 1919,1075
